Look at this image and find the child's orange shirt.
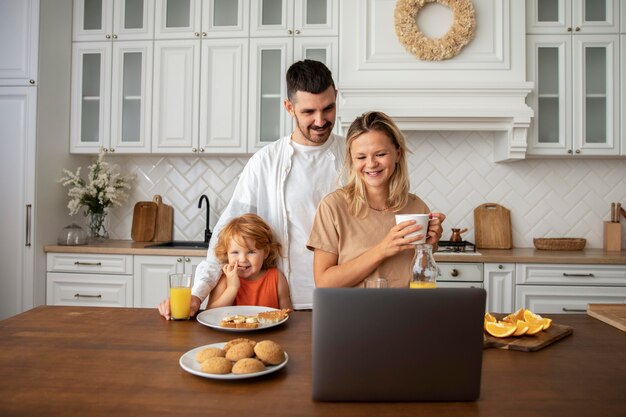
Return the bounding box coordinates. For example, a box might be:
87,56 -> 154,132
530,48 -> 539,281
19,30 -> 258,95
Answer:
234,268 -> 280,309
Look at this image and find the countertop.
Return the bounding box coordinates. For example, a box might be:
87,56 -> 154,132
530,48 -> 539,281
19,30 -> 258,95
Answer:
1,306 -> 625,417
44,240 -> 626,264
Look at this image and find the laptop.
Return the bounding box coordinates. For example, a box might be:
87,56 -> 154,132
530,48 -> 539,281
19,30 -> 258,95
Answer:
312,287 -> 486,402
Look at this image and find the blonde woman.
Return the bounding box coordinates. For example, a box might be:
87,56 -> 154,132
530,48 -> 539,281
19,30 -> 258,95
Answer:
307,111 -> 445,288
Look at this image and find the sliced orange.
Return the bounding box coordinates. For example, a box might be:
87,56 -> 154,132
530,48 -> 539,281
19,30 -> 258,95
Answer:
541,317 -> 553,330
513,320 -> 529,336
523,321 -> 544,335
485,321 -> 517,338
502,308 -> 525,324
484,312 -> 497,323
523,309 -> 553,331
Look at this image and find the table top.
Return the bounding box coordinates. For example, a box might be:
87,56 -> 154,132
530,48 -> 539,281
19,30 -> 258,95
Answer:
1,306 -> 625,417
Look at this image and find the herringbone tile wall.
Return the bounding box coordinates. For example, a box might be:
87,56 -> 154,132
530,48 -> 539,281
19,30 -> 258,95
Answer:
108,131 -> 626,249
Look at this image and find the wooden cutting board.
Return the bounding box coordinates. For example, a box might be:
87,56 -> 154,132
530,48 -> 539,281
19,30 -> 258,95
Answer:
131,201 -> 157,242
474,203 -> 512,249
484,322 -> 573,351
152,195 -> 173,242
587,304 -> 626,332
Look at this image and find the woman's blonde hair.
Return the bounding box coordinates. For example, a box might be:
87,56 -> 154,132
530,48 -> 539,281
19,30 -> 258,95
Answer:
342,111 -> 410,218
214,213 -> 282,269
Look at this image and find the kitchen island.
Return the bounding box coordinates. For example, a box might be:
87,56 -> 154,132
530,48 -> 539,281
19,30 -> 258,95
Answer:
1,306 -> 624,417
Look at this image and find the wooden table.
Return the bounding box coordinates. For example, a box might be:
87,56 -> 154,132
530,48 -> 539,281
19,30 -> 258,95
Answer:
1,307 -> 625,417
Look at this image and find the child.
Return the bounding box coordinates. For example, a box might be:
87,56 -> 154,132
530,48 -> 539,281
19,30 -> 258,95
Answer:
207,213 -> 293,310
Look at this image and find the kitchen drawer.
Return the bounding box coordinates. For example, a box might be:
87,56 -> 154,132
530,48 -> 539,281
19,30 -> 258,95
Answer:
516,264 -> 626,286
438,262 -> 483,282
516,285 -> 626,314
436,281 -> 483,289
46,273 -> 133,307
47,253 -> 133,275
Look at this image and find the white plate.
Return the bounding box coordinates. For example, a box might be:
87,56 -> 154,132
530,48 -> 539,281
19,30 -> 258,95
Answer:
179,342 -> 288,380
196,306 -> 288,332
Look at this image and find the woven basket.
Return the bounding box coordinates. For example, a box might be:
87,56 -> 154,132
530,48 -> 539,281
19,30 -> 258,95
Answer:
533,238 -> 586,251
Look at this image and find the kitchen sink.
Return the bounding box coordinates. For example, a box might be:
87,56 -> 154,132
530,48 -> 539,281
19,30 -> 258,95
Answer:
145,240 -> 210,249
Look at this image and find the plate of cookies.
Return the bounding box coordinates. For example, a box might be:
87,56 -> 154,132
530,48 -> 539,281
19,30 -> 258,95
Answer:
179,338 -> 288,380
196,306 -> 290,332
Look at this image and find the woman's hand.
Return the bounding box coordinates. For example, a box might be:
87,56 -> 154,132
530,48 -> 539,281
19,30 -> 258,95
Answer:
222,262 -> 241,290
426,212 -> 446,247
374,220 -> 422,259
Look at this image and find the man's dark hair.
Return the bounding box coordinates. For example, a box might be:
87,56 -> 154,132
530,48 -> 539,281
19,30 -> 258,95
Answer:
286,60 -> 335,102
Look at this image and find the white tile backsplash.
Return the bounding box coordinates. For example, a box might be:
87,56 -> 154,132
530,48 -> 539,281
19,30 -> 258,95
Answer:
108,131 -> 626,249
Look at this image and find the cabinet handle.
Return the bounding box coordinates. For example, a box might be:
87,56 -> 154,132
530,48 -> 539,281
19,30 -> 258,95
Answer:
106,34 -> 111,39
192,148 -> 198,153
185,257 -> 190,262
194,32 -> 200,37
295,29 -> 301,35
450,269 -> 459,277
112,34 -> 118,39
562,273 -> 594,278
177,258 -> 183,262
567,27 -> 572,32
109,148 -> 115,153
567,149 -> 573,154
29,79 -> 35,84
199,148 -> 205,153
575,27 -> 580,32
287,29 -> 293,35
562,308 -> 585,313
74,293 -> 102,299
25,204 -> 32,247
202,32 -> 207,37
575,149 -> 580,154
74,261 -> 102,266
498,264 -> 503,270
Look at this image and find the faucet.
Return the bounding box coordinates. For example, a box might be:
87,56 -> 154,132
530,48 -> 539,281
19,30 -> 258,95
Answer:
198,194 -> 212,243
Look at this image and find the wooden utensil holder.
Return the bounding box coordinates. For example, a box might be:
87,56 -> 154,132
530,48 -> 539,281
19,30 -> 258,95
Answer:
603,221 -> 622,252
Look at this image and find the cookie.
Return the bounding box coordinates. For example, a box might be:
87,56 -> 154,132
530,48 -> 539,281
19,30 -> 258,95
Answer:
224,338 -> 256,352
195,347 -> 225,363
232,358 -> 266,375
225,341 -> 255,361
200,357 -> 233,374
253,340 -> 285,365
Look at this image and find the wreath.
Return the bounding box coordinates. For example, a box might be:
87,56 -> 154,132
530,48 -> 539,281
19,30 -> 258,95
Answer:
394,0 -> 476,61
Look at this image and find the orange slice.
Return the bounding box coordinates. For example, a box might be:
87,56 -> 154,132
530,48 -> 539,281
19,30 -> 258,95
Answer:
523,320 -> 544,335
540,317 -> 553,330
485,321 -> 517,338
502,308 -> 525,324
512,320 -> 529,336
484,312 -> 497,323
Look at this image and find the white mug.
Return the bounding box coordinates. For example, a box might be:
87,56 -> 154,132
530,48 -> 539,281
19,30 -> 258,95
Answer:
395,214 -> 430,244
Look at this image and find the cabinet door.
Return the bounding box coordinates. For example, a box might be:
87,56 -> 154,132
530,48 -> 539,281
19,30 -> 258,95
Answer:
572,0 -> 619,34
199,39 -> 248,153
294,0 -> 338,36
70,42 -> 112,153
113,0 -> 155,40
293,36 -> 338,77
526,35 -> 572,155
484,263 -> 515,314
526,0 -> 619,34
248,38 -> 292,152
516,285 -> 626,314
204,0 -> 250,38
73,0 -> 114,41
622,35 -> 626,156
152,40 -> 200,153
155,0 -> 203,39
47,273 -> 133,307
0,0 -> 39,85
110,41 -> 153,153
250,0 -> 293,37
572,35 -> 619,155
133,255 -> 178,308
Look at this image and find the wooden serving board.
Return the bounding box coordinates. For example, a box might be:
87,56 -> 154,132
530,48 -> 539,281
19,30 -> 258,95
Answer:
152,195 -> 173,242
587,304 -> 626,332
131,201 -> 157,242
484,323 -> 573,352
474,203 -> 512,249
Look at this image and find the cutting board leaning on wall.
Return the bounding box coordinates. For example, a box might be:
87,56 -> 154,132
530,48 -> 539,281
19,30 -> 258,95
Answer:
474,203 -> 512,249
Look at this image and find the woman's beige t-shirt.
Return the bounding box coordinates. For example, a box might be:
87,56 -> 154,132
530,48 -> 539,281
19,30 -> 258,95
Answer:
307,190 -> 430,288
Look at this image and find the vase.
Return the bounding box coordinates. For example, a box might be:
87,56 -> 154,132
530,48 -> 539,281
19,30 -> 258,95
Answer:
86,209 -> 109,240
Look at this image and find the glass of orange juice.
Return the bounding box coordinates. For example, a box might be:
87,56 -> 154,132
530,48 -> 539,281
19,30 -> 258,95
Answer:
169,273 -> 193,320
409,244 -> 438,289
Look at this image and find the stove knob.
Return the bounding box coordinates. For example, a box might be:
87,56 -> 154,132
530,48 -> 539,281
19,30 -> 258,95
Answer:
450,269 -> 459,277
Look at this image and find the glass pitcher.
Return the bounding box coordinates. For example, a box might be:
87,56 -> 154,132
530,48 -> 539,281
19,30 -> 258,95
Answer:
410,244 -> 439,289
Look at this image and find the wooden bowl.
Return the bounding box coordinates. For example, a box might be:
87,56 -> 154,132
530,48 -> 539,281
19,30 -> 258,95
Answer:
533,238 -> 586,251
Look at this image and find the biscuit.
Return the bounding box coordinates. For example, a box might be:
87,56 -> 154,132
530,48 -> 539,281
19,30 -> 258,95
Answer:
225,341 -> 255,361
224,338 -> 256,352
232,358 -> 266,375
200,357 -> 233,374
253,340 -> 285,365
195,347 -> 226,363
257,309 -> 291,324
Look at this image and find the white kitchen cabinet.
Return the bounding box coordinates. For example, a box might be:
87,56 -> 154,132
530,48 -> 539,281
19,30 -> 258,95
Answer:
73,0 -> 154,42
526,0 -> 619,35
152,38 -> 249,154
247,36 -> 337,151
515,263 -> 626,314
621,35 -> 626,156
46,253 -> 133,307
133,255 -> 204,308
154,0 -> 249,39
0,0 -> 39,86
70,41 -> 153,154
250,0 -> 338,37
483,263 -> 515,314
436,262 -> 484,290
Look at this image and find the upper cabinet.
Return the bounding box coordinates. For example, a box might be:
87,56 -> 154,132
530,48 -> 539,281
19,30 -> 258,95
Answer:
154,0 -> 249,39
526,0 -> 621,157
250,0 -> 338,37
73,0 -> 155,41
526,0 -> 620,34
0,0 -> 39,85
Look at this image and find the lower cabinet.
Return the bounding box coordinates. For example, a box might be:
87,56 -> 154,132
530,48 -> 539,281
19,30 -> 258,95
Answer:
483,263 -> 515,314
46,253 -> 133,307
133,255 -> 204,308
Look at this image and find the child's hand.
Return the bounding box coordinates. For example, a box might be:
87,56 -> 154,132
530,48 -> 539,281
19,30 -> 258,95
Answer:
222,262 -> 241,290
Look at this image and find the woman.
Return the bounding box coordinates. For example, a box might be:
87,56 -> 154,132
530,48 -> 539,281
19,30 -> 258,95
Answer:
307,111 -> 444,288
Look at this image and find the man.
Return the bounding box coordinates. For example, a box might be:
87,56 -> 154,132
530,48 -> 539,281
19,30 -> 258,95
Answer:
158,60 -> 445,318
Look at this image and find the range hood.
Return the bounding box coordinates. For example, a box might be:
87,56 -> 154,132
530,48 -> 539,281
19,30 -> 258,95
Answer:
337,82 -> 534,163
